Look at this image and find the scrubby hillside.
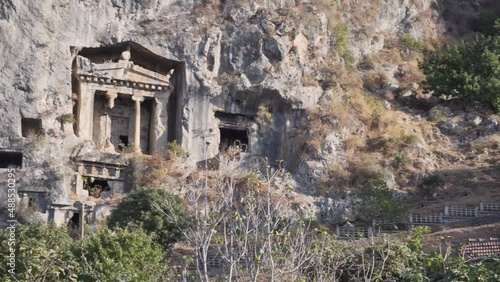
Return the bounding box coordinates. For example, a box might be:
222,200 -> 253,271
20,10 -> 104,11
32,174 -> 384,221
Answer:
0,0 -> 498,227
1,0 -> 500,280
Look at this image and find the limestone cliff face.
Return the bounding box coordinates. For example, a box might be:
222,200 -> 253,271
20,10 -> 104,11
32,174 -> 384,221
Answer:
0,0 -> 447,224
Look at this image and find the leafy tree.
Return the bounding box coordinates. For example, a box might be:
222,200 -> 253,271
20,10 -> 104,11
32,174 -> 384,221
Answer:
77,227 -> 165,282
0,223 -> 168,282
353,179 -> 408,221
420,35 -> 500,111
0,223 -> 78,281
108,188 -> 189,248
417,173 -> 445,196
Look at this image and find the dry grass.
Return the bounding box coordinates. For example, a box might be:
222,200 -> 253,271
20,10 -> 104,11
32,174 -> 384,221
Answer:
379,48 -> 404,66
219,71 -> 241,85
345,134 -> 365,152
399,60 -> 424,85
305,114 -> 333,154
343,90 -> 385,128
347,0 -> 382,29
380,119 -> 407,139
348,153 -> 386,186
133,150 -> 188,189
472,134 -> 500,152
427,107 -> 448,122
302,72 -> 318,87
359,54 -> 377,70
363,70 -> 391,92
317,163 -> 351,197
305,83 -> 361,153
306,0 -> 343,31
192,1 -> 224,31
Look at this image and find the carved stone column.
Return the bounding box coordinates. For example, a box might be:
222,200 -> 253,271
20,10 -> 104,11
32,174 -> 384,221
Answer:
105,90 -> 118,109
101,91 -> 118,151
77,82 -> 95,140
131,94 -> 145,152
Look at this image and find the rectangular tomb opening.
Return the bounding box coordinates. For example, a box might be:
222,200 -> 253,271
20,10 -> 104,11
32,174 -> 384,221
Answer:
0,151 -> 23,169
215,112 -> 253,152
21,118 -> 42,138
68,212 -> 80,229
219,128 -> 249,152
83,177 -> 111,198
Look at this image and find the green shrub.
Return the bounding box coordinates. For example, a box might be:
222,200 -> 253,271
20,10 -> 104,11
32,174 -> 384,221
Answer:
417,173 -> 445,195
351,159 -> 385,186
421,35 -> 500,112
353,179 -> 408,220
59,113 -> 76,124
166,140 -> 187,159
335,24 -> 355,67
401,34 -> 424,52
0,224 -> 167,281
257,105 -> 273,123
472,12 -> 500,36
108,188 -> 189,248
257,105 -> 273,134
0,223 -> 77,281
402,134 -> 422,146
391,153 -> 413,171
428,106 -> 448,122
77,227 -> 165,281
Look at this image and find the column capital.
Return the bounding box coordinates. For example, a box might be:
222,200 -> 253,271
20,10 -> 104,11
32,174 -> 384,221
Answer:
105,90 -> 118,99
131,94 -> 145,103
105,90 -> 118,108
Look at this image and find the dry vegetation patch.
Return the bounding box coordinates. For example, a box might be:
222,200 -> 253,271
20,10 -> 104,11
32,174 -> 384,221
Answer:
133,149 -> 189,189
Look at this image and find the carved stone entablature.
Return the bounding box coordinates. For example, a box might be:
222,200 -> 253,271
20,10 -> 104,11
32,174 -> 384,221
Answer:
77,161 -> 126,181
216,112 -> 255,131
78,75 -> 166,97
78,74 -> 169,93
76,56 -> 171,88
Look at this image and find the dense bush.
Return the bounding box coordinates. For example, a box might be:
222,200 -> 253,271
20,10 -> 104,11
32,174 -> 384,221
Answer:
108,188 -> 189,248
1,223 -> 499,281
0,224 -> 166,281
417,173 -> 445,196
0,223 -> 77,281
421,35 -> 500,111
77,228 -> 165,281
353,179 -> 408,221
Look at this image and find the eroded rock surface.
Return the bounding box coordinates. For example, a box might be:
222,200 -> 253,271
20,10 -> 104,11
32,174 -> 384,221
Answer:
0,0 -> 457,226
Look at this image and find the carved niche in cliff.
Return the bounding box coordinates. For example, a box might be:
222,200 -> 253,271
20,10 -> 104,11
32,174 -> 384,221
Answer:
215,111 -> 254,152
71,42 -> 182,155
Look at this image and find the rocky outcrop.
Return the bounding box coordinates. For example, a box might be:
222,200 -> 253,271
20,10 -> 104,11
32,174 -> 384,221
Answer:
0,0 -> 453,225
